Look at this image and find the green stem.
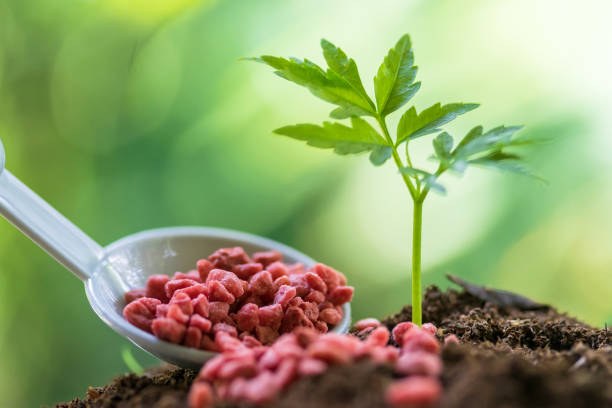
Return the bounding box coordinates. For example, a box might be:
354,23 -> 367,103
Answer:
412,198 -> 423,326
375,114 -> 425,326
376,116 -> 418,199
405,142 -> 421,191
419,164 -> 446,203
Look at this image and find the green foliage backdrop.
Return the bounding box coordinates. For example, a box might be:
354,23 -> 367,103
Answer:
0,0 -> 610,406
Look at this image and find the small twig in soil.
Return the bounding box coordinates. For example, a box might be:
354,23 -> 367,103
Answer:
446,274 -> 549,311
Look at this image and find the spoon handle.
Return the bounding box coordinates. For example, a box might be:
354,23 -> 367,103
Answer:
0,139 -> 102,281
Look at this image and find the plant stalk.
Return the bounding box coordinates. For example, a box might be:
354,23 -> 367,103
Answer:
412,198 -> 423,326
375,116 -> 417,199
376,114 -> 424,326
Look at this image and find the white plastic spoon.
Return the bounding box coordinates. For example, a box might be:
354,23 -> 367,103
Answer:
0,138 -> 351,369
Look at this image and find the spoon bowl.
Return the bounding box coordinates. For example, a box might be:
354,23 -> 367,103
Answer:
0,138 -> 351,370
89,226 -> 351,369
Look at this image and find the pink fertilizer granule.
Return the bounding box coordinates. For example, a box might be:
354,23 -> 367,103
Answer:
122,247 -> 353,351
187,322 -> 444,408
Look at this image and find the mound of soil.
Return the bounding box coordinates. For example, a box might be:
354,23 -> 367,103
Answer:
54,286 -> 612,408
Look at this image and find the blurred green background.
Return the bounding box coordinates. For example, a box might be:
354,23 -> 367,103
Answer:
1,0 -> 611,406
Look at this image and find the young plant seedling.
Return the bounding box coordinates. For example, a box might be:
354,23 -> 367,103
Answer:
247,34 -> 538,326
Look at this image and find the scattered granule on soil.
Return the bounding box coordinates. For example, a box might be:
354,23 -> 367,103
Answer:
189,324 -> 441,408
55,286 -> 612,408
264,361 -> 394,408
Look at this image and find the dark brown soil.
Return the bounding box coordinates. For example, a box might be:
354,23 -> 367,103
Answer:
54,286 -> 612,408
54,366 -> 196,408
382,286 -> 610,350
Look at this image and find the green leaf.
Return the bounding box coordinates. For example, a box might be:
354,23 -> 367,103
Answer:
479,151 -> 522,161
468,150 -> 546,182
374,34 -> 421,116
481,161 -> 532,176
396,103 -> 479,145
399,167 -> 446,194
454,125 -> 523,157
249,56 -> 375,117
273,117 -> 392,165
468,150 -> 523,169
469,157 -> 532,176
453,126 -> 483,153
423,175 -> 447,194
369,145 -> 393,166
329,106 -> 368,119
451,159 -> 468,174
433,132 -> 454,160
321,39 -> 374,111
451,126 -> 544,181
